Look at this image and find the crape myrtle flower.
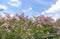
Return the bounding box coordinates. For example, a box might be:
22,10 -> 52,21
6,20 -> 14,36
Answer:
1,22 -> 10,28
13,14 -> 20,21
12,23 -> 17,28
20,13 -> 25,20
23,26 -> 27,31
6,28 -> 11,32
11,16 -> 16,20
32,36 -> 35,39
57,30 -> 60,35
37,24 -> 42,28
37,15 -> 45,21
29,18 -> 35,24
24,16 -> 29,22
46,31 -> 50,34
31,19 -> 35,24
37,15 -> 55,26
45,16 -> 55,24
37,15 -> 46,24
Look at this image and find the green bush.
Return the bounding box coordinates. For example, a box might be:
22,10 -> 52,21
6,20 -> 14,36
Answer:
0,14 -> 59,39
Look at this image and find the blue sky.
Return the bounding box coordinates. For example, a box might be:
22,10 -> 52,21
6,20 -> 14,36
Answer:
0,0 -> 60,19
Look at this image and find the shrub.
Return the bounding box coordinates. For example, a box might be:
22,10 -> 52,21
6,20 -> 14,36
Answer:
0,13 -> 58,39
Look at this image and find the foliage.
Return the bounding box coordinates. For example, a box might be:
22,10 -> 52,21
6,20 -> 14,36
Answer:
0,13 -> 59,39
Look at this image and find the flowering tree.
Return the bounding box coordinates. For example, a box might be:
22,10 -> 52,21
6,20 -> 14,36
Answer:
0,13 -> 59,39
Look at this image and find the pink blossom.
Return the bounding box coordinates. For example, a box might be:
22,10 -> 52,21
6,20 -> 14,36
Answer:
2,22 -> 10,28
57,30 -> 60,35
32,36 -> 35,39
23,26 -> 27,31
37,24 -> 42,28
46,31 -> 50,34
24,16 -> 29,22
12,23 -> 17,28
31,19 -> 35,24
6,28 -> 11,32
37,15 -> 45,21
20,13 -> 25,19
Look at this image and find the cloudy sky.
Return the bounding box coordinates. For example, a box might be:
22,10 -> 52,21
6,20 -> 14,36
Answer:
0,0 -> 60,19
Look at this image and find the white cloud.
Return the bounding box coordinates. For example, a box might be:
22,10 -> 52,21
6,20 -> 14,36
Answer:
41,0 -> 60,20
0,4 -> 7,10
22,7 -> 32,12
8,0 -> 22,7
53,14 -> 60,20
0,4 -> 8,14
10,0 -> 18,2
22,10 -> 26,12
22,7 -> 38,17
28,7 -> 32,11
0,4 -> 8,16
